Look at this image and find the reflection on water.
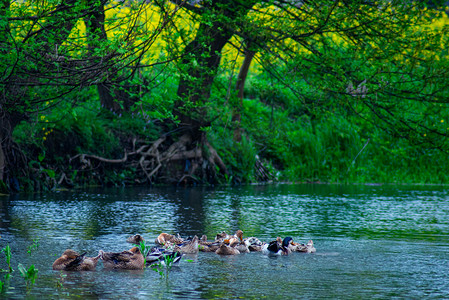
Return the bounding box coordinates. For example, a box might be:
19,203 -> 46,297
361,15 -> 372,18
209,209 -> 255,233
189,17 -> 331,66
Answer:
0,184 -> 448,299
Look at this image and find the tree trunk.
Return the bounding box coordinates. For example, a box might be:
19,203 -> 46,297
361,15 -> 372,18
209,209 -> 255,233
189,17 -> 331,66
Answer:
0,111 -> 26,187
233,44 -> 255,142
85,3 -> 137,113
175,1 -> 258,135
176,20 -> 234,134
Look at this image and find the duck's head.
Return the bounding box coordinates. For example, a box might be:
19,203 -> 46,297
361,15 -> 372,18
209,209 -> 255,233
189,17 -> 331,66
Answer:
127,234 -> 144,244
129,247 -> 141,254
282,237 -> 293,248
235,230 -> 244,242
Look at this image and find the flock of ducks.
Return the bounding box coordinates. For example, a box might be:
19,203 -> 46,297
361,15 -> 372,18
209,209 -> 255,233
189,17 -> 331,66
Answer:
52,230 -> 316,271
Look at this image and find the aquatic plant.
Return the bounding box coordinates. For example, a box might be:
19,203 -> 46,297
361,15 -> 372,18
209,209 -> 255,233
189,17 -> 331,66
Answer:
18,263 -> 38,287
0,273 -> 10,294
27,239 -> 39,256
1,245 -> 13,273
136,241 -> 152,265
56,271 -> 67,289
152,253 -> 178,279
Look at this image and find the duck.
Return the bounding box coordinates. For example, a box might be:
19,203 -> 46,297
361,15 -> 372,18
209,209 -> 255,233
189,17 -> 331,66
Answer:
215,231 -> 228,242
262,237 -> 293,256
99,247 -> 145,270
243,237 -> 264,252
221,230 -> 244,245
174,235 -> 199,254
294,240 -> 316,253
146,247 -> 182,266
229,234 -> 249,253
215,243 -> 240,255
155,233 -> 184,246
198,235 -> 221,252
281,237 -> 294,255
262,240 -> 282,256
52,249 -> 101,271
126,234 -> 145,245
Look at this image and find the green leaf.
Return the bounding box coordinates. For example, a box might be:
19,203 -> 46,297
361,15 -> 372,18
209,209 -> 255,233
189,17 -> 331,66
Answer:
43,169 -> 56,179
18,264 -> 27,277
38,153 -> 45,162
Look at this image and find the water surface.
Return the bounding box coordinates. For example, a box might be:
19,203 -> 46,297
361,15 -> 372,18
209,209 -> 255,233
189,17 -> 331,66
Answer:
0,184 -> 448,299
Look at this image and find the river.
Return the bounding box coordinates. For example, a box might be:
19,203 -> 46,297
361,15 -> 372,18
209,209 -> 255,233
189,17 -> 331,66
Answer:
0,184 -> 448,299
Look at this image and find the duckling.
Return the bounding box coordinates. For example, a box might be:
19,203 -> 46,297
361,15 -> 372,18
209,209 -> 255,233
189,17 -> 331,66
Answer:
146,248 -> 182,266
52,249 -> 100,271
99,247 -> 145,270
174,235 -> 199,254
216,243 -> 240,255
155,233 -> 183,246
126,234 -> 145,245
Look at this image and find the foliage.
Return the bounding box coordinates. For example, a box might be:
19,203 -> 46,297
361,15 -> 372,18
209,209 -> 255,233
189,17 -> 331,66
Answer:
151,253 -> 177,279
1,245 -> 13,273
4,1 -> 449,188
137,241 -> 151,265
18,263 -> 38,287
27,239 -> 39,256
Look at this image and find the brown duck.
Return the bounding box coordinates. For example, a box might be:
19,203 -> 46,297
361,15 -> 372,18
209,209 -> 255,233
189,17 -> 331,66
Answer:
155,233 -> 183,246
198,235 -> 220,252
126,234 -> 145,244
174,235 -> 199,254
216,243 -> 240,255
52,249 -> 100,271
99,247 -> 145,270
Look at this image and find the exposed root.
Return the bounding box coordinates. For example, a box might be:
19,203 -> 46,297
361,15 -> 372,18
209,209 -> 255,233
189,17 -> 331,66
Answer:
69,133 -> 228,185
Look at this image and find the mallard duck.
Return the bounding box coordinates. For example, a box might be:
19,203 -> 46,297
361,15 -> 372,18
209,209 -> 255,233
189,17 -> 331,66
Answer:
146,247 -> 182,266
126,234 -> 145,244
99,247 -> 145,270
215,243 -> 240,255
155,233 -> 183,246
174,235 -> 199,254
281,237 -> 294,255
52,249 -> 100,271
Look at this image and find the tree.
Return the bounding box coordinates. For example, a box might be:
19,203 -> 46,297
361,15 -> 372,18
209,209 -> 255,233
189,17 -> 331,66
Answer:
0,0 -> 175,189
168,0 -> 449,161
